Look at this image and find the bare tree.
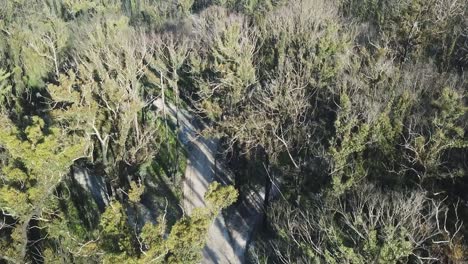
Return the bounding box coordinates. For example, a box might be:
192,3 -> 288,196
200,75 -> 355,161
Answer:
264,184 -> 463,264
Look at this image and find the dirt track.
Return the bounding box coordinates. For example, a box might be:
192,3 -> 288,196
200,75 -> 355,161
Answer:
153,99 -> 241,263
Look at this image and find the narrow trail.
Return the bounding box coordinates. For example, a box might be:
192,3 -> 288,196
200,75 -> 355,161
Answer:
153,99 -> 241,263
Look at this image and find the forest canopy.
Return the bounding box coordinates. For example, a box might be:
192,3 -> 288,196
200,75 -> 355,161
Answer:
0,0 -> 467,263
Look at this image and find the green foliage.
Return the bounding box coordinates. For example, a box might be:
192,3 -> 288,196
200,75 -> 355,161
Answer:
0,69 -> 12,109
379,227 -> 413,263
47,181 -> 100,239
62,0 -> 98,15
0,116 -> 85,216
195,13 -> 256,119
3,9 -> 69,89
257,0 -> 350,84
163,208 -> 213,263
91,182 -> 239,264
0,115 -> 85,262
179,0 -> 195,15
140,215 -> 166,248
137,182 -> 237,263
99,201 -> 135,254
328,93 -> 370,195
203,0 -> 273,15
342,0 -> 468,69
0,0 -> 467,262
411,86 -> 468,178
128,181 -> 145,203
372,92 -> 412,156
205,181 -> 239,211
47,15 -> 160,191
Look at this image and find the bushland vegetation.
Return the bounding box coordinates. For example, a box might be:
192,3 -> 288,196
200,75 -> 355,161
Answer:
0,0 -> 466,263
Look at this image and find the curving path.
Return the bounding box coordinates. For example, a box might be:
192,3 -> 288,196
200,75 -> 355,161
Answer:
153,99 -> 241,263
